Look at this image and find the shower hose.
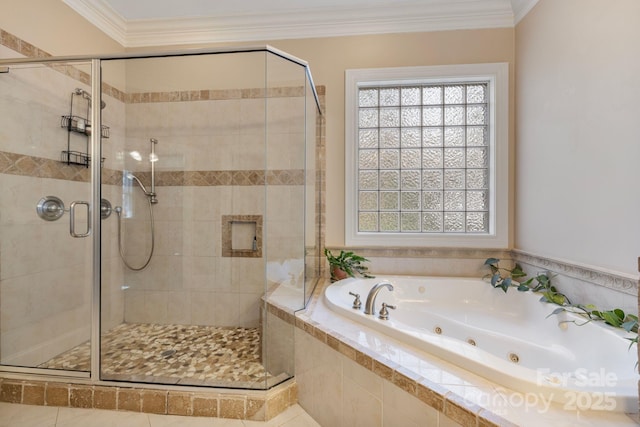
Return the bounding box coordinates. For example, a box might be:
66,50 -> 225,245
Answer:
115,197 -> 155,271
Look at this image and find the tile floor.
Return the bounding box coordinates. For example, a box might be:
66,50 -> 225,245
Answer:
0,402 -> 320,427
39,323 -> 279,388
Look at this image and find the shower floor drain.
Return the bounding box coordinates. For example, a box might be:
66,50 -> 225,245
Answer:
161,349 -> 176,358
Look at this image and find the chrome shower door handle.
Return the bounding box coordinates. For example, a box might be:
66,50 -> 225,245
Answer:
70,200 -> 91,237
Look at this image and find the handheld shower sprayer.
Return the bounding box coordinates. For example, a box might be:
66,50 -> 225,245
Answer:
116,138 -> 159,271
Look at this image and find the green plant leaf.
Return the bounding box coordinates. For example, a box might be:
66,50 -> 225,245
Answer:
542,291 -> 566,306
499,277 -> 511,293
622,320 -> 638,333
517,284 -> 530,292
552,293 -> 567,305
601,311 -> 622,328
536,274 -> 550,287
491,273 -> 500,287
511,264 -> 527,278
520,277 -> 534,286
325,248 -> 374,279
614,309 -> 625,321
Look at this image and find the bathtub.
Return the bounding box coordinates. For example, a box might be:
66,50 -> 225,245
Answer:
324,276 -> 639,413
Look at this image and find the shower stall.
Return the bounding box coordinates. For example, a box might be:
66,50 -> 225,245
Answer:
0,46 -> 321,391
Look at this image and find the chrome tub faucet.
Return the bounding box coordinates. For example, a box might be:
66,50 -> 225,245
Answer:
364,281 -> 394,315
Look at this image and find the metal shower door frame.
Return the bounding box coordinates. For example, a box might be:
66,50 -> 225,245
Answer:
89,59 -> 102,381
0,59 -> 101,380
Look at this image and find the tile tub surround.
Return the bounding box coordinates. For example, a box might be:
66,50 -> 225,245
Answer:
289,278 -> 639,427
0,377 -> 298,421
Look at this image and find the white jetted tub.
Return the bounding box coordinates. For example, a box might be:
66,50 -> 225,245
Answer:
324,276 -> 639,413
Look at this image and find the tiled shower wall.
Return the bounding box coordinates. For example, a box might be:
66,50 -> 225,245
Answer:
120,90 -> 308,328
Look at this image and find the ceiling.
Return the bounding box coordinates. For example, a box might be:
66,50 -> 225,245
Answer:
63,0 -> 539,48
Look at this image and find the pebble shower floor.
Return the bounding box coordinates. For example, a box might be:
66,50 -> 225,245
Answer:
39,323 -> 279,388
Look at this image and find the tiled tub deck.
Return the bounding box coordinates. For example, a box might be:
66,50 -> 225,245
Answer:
286,279 -> 639,427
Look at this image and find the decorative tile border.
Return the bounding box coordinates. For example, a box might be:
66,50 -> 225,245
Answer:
0,151 -> 305,187
0,29 -> 49,60
327,246 -> 512,260
315,97 -> 327,279
512,249 -> 638,296
0,377 -> 297,421
266,301 -> 297,327
0,150 -> 92,182
137,169 -> 305,187
126,86 -> 306,103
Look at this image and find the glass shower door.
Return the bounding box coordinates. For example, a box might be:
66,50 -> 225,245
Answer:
0,60 -> 95,375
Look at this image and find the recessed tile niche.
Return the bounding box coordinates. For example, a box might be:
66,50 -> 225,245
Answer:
222,215 -> 263,258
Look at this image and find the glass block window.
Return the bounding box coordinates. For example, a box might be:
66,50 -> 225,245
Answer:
345,63 -> 509,248
357,83 -> 489,233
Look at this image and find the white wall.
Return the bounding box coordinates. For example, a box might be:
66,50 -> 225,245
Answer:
515,0 -> 640,277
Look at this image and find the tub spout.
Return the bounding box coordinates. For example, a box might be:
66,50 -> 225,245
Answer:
364,281 -> 394,315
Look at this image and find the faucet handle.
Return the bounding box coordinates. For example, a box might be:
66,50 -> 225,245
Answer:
348,291 -> 362,309
378,302 -> 396,320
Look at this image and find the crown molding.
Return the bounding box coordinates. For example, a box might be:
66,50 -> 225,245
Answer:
511,0 -> 540,24
63,0 -> 128,46
64,0 -> 516,48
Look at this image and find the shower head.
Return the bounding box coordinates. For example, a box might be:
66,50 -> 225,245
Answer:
75,88 -> 106,109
